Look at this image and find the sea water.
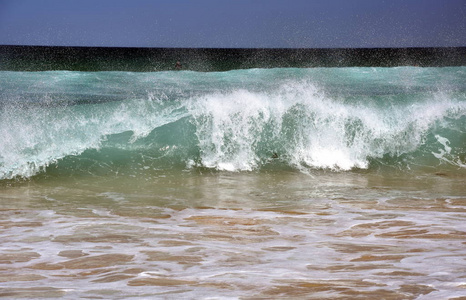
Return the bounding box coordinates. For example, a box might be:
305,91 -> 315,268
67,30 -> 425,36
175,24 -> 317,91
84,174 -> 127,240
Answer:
0,67 -> 465,299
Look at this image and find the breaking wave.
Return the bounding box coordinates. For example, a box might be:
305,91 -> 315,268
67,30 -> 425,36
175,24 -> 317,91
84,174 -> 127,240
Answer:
1,67 -> 465,180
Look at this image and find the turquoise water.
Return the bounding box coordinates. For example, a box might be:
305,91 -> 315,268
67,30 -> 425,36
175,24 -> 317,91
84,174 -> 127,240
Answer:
1,67 -> 465,180
1,67 -> 465,299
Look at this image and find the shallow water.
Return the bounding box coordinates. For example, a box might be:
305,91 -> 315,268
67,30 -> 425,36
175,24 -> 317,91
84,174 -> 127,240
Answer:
1,171 -> 465,299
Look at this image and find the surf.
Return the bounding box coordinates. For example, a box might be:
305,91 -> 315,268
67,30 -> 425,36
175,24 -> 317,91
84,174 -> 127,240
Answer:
0,67 -> 465,180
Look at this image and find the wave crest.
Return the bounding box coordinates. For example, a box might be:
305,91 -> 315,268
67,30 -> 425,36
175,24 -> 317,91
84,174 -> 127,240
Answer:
1,68 -> 465,180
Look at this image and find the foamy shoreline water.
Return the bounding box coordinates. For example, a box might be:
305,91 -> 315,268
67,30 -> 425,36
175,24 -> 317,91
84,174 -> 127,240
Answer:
1,171 -> 465,299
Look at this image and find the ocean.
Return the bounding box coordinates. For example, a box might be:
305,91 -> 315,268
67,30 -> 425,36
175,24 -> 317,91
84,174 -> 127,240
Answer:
1,60 -> 465,298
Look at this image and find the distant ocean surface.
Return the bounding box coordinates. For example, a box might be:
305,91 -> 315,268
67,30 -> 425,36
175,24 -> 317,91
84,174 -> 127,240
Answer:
1,49 -> 465,299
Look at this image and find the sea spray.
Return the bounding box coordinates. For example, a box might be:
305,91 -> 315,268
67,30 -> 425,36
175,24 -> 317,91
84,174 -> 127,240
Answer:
0,67 -> 465,180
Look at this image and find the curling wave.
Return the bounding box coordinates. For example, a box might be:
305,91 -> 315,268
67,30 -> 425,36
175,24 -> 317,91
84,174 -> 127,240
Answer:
0,67 -> 465,180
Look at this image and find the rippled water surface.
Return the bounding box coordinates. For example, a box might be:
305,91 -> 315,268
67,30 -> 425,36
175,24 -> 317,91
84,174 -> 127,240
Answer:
1,171 -> 465,299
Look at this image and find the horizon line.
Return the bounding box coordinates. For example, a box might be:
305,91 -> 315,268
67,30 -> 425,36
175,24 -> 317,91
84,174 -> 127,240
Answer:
1,44 -> 465,51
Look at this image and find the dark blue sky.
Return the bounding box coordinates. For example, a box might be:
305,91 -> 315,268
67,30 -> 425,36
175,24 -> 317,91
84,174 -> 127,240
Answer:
0,0 -> 465,48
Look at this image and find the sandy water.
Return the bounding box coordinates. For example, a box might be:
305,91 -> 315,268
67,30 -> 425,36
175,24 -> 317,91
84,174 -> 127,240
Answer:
1,170 -> 465,299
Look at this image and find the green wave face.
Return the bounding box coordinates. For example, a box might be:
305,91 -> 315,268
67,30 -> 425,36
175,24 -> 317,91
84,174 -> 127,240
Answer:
1,67 -> 465,180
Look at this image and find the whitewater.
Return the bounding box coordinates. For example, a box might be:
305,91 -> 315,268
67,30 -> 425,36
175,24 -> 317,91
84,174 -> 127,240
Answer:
1,67 -> 465,299
1,67 -> 465,180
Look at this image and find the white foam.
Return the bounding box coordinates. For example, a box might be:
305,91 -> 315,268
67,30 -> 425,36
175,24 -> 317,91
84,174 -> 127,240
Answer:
0,92 -> 188,179
1,69 -> 465,178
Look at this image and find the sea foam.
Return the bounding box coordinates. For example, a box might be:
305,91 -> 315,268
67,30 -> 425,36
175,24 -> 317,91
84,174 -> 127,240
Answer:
1,67 -> 465,180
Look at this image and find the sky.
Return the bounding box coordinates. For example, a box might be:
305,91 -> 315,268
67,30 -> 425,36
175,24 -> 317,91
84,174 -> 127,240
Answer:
0,0 -> 465,48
